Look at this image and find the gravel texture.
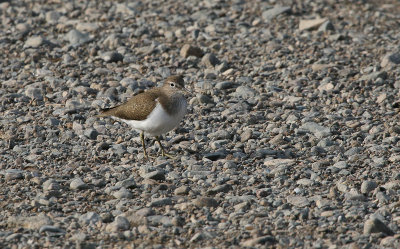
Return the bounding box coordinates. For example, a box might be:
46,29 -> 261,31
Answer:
1,0 -> 400,248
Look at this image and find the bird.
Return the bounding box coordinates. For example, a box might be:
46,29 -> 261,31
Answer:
97,75 -> 189,159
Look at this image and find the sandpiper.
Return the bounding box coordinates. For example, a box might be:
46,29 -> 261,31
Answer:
97,75 -> 188,159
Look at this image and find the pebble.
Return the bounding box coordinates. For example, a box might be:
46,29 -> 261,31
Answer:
39,225 -> 65,233
174,185 -> 190,195
70,178 -> 88,190
381,52 -> 400,67
299,18 -> 328,31
79,212 -> 101,226
360,180 -> 377,194
143,170 -> 165,181
106,216 -> 130,232
262,6 -> 291,21
112,188 -> 133,199
318,21 -> 335,32
240,129 -> 252,142
65,29 -> 91,45
84,128 -> 98,140
2,169 -> 24,181
364,217 -> 394,236
101,51 -> 124,63
24,36 -> 45,48
241,236 -> 276,247
193,197 -> 219,208
180,44 -> 203,58
234,86 -> 257,99
25,87 -> 43,100
149,197 -> 172,207
215,81 -> 234,90
287,196 -> 310,207
299,122 -> 331,138
201,53 -> 220,68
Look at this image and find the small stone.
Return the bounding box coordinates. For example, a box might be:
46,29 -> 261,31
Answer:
65,29 -> 91,45
76,22 -> 99,32
5,233 -> 21,241
204,151 -> 226,161
316,199 -> 331,208
45,11 -> 60,23
381,52 -> 400,67
299,18 -> 328,31
333,161 -> 347,169
240,130 -> 252,142
174,186 -> 190,195
7,213 -> 52,230
207,184 -> 232,195
43,179 -> 60,191
190,232 -> 214,242
287,196 -> 310,207
377,93 -> 387,104
106,216 -> 130,232
16,23 -> 30,33
135,208 -> 154,217
25,87 -> 43,100
84,128 -> 98,140
193,197 -> 219,208
143,170 -> 165,181
296,179 -> 313,186
180,44 -> 203,58
112,187 -> 133,199
215,81 -> 234,90
115,3 -> 136,15
376,191 -> 390,204
364,217 -> 394,236
318,21 -> 335,32
79,212 -> 101,226
256,189 -> 270,198
111,144 -> 127,155
197,94 -> 214,104
241,236 -> 276,247
361,180 -> 377,194
204,69 -> 217,79
299,122 -> 331,138
39,225 -> 65,233
115,178 -> 136,189
45,118 -> 60,126
101,51 -> 123,63
149,197 -> 172,207
208,130 -> 231,140
318,82 -> 334,92
262,6 -> 290,20
201,53 -> 220,68
2,169 -> 24,181
380,236 -> 400,247
235,86 -> 257,98
320,211 -> 334,217
102,34 -> 121,49
70,178 -> 88,190
24,36 -> 44,48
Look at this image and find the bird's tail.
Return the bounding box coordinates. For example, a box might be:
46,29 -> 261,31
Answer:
96,107 -> 114,118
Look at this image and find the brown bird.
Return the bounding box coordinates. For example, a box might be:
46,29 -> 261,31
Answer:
97,75 -> 189,159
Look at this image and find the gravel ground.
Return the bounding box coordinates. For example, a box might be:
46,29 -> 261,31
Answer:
1,0 -> 400,248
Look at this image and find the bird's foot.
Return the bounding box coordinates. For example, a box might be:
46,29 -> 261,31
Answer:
160,151 -> 176,159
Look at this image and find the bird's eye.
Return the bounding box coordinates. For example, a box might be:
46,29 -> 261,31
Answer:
170,83 -> 175,87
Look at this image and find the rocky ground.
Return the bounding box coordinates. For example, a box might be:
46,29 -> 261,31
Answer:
1,0 -> 400,248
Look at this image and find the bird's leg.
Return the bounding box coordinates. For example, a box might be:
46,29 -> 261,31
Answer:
155,136 -> 175,158
140,131 -> 149,159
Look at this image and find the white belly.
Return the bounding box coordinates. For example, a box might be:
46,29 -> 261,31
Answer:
121,101 -> 187,136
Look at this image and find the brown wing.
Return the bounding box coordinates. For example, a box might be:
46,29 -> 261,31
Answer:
97,89 -> 161,121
